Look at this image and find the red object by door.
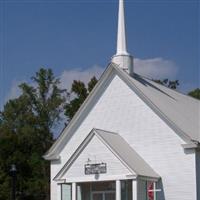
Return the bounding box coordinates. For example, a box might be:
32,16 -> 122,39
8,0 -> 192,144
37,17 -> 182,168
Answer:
147,182 -> 154,200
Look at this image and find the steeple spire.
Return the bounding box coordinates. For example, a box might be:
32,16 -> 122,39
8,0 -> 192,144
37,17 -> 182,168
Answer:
112,0 -> 134,75
116,0 -> 128,55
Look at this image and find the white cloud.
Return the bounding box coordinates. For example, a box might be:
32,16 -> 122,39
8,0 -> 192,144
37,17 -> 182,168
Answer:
1,80 -> 22,110
60,65 -> 104,91
134,57 -> 178,80
4,57 -> 179,103
59,58 -> 178,91
5,80 -> 22,102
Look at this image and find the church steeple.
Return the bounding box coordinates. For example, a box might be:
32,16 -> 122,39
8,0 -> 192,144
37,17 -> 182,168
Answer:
116,0 -> 128,55
112,0 -> 133,75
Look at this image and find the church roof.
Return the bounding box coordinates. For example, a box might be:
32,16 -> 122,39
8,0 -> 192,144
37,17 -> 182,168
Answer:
44,63 -> 200,160
117,65 -> 200,143
54,128 -> 160,180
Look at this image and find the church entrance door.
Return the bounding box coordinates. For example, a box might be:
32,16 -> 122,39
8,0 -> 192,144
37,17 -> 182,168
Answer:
92,191 -> 115,200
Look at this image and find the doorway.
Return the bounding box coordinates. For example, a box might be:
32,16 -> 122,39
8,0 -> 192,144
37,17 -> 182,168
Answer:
76,181 -> 116,200
92,191 -> 115,200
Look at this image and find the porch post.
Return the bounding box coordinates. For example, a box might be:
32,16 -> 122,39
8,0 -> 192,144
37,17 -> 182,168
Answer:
57,184 -> 61,200
132,180 -> 137,200
116,180 -> 121,200
72,182 -> 76,200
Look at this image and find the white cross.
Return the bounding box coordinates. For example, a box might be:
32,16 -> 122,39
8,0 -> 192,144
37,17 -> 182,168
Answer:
148,182 -> 162,200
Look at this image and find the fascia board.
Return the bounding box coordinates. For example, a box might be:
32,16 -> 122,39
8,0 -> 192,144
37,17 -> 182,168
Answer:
182,142 -> 200,149
56,174 -> 138,183
137,175 -> 160,182
43,154 -> 60,161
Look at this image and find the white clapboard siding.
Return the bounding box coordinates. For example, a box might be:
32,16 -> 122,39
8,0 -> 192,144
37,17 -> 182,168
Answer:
51,72 -> 197,200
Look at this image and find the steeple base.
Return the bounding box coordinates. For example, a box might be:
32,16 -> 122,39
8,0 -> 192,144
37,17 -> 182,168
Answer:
111,54 -> 134,75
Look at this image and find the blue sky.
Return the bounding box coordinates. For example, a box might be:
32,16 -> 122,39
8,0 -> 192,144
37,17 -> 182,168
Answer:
0,0 -> 199,109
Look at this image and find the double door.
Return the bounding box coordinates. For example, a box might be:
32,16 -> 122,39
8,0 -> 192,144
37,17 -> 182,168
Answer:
92,191 -> 115,200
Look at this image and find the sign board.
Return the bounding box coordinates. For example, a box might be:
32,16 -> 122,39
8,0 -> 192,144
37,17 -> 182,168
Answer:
85,163 -> 107,175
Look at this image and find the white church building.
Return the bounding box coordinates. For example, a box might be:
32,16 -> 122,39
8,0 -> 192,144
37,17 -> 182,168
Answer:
44,0 -> 200,199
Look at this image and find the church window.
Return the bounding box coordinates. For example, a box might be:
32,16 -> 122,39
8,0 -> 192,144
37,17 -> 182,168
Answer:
61,184 -> 72,200
121,180 -> 132,200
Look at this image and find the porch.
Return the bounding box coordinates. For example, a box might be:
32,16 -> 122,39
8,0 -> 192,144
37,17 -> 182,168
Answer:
60,180 -> 136,200
55,129 -> 160,200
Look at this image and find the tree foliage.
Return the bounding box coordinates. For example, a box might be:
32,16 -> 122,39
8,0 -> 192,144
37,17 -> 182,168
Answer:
64,76 -> 98,121
0,68 -> 66,200
188,88 -> 200,100
0,68 -> 98,199
153,79 -> 180,89
153,79 -> 200,100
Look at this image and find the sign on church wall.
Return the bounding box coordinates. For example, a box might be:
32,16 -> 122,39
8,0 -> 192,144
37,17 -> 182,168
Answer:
85,163 -> 107,175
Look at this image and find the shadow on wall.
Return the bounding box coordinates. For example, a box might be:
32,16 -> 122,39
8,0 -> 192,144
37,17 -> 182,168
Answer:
51,159 -> 61,165
184,148 -> 195,155
156,179 -> 166,200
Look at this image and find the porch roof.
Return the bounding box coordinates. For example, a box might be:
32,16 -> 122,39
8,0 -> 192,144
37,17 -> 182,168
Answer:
95,129 -> 160,179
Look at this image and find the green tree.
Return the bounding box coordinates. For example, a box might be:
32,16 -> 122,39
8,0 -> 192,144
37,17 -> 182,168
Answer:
153,79 -> 180,89
188,88 -> 200,100
64,76 -> 98,121
0,68 -> 66,200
